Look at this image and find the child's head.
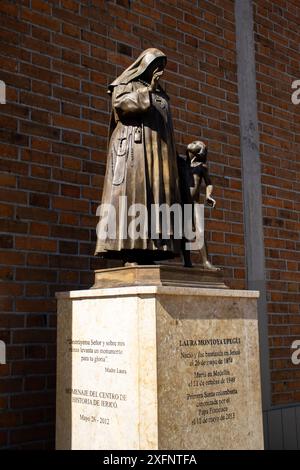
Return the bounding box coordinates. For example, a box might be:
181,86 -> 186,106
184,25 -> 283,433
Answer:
186,141 -> 207,160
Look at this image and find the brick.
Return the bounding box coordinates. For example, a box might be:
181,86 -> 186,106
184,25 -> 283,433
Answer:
31,0 -> 51,13
52,143 -> 89,159
0,282 -> 23,296
59,213 -> 79,226
11,358 -> 55,376
13,328 -> 56,344
0,70 -> 30,92
19,177 -> 59,194
0,266 -> 13,281
15,299 -> 56,313
0,203 -> 13,218
0,1 -> 19,17
1,219 -> 28,234
62,156 -> 82,171
20,121 -> 60,140
117,42 -> 132,57
53,85 -> 89,105
0,251 -> 25,266
24,285 -> 46,300
61,185 -> 80,197
0,378 -> 23,394
10,424 -> 54,445
22,409 -> 45,425
26,314 -> 48,328
53,115 -> 89,132
62,130 -> 81,145
0,412 -> 22,428
20,63 -> 61,86
0,235 -> 13,249
58,271 -> 79,284
0,173 -> 17,187
49,254 -> 89,269
29,222 -> 49,237
15,237 -> 57,253
59,241 -> 78,254
61,102 -> 81,118
22,148 -> 58,165
25,346 -> 47,361
0,431 -> 7,447
0,297 -> 13,311
62,76 -> 80,91
0,364 -> 11,381
52,196 -> 89,213
29,193 -> 50,208
20,91 -> 60,112
0,188 -> 27,204
21,8 -> 60,31
16,268 -> 56,283
52,168 -> 90,185
51,223 -> 88,242
62,22 -> 80,38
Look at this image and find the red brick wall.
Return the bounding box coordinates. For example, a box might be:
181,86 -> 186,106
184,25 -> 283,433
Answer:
253,0 -> 300,407
0,0 -> 242,448
1,0 -> 298,449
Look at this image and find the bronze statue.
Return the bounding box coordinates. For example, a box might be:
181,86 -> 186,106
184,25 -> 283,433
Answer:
178,141 -> 219,271
95,48 -> 181,265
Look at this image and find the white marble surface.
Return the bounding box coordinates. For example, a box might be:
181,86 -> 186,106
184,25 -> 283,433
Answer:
56,296 -> 141,450
56,286 -> 263,450
56,285 -> 260,299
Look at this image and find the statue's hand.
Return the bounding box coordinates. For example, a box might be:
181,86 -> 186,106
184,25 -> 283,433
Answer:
149,69 -> 164,92
206,197 -> 216,208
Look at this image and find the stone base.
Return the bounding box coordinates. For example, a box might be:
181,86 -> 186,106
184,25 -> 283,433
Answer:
93,264 -> 227,289
56,286 -> 264,450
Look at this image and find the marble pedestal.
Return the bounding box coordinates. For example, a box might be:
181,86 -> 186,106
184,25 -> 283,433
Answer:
55,286 -> 264,450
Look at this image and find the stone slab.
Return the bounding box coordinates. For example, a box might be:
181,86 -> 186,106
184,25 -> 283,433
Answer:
56,286 -> 263,450
93,264 -> 227,289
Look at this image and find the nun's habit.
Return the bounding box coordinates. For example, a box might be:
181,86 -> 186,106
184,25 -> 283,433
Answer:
95,48 -> 181,262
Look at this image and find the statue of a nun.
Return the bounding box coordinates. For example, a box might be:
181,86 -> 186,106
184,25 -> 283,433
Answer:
95,48 -> 182,265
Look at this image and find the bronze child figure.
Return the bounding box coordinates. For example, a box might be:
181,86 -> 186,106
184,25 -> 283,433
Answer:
178,140 -> 219,271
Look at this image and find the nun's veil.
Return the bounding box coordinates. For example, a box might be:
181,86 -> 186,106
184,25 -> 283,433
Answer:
108,48 -> 167,94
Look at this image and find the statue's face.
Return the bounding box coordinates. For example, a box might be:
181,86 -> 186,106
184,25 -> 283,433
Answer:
155,57 -> 167,71
144,57 -> 166,80
189,141 -> 206,153
187,141 -> 207,159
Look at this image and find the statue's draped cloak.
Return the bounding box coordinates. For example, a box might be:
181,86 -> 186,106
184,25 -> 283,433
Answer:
95,56 -> 181,258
